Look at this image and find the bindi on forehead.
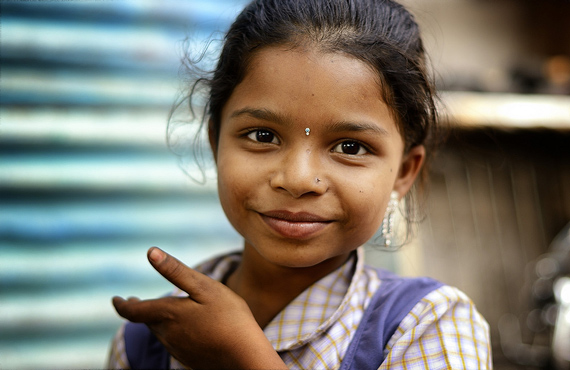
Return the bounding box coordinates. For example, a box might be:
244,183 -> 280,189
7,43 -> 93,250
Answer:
223,46 -> 399,138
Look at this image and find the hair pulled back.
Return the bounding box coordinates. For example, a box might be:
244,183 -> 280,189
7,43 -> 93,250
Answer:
206,0 -> 438,154
172,0 -> 439,228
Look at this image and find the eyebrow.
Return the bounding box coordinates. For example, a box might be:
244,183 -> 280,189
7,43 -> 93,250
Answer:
230,107 -> 390,136
328,120 -> 390,136
230,107 -> 290,126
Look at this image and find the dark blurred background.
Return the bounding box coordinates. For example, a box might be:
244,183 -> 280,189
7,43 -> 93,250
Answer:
395,1 -> 570,369
1,0 -> 569,369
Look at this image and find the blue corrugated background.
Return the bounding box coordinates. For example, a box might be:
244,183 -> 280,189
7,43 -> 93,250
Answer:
0,1 -> 248,368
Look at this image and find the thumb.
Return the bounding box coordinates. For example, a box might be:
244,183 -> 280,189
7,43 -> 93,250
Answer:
147,247 -> 212,303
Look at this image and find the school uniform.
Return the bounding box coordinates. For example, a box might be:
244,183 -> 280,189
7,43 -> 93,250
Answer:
108,248 -> 492,369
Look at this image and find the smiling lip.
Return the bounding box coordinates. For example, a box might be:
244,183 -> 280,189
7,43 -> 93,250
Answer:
260,210 -> 332,239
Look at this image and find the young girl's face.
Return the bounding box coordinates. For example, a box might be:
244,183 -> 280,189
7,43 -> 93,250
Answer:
211,46 -> 423,269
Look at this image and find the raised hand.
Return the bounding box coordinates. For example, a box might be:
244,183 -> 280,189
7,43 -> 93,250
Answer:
112,247 -> 287,370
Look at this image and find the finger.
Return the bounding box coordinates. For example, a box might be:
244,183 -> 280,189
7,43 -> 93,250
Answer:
112,296 -> 169,323
146,247 -> 215,302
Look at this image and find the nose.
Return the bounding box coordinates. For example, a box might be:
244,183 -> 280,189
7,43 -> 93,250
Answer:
270,147 -> 327,198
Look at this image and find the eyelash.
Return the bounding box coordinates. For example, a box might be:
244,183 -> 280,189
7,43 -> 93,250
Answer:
331,140 -> 370,156
245,129 -> 280,144
244,129 -> 370,156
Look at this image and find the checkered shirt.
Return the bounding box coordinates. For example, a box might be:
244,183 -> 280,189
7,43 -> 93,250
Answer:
108,248 -> 492,369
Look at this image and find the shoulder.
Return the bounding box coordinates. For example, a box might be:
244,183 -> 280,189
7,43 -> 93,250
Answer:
392,285 -> 490,340
362,266 -> 444,322
382,285 -> 492,369
341,267 -> 443,369
107,323 -> 129,369
108,321 -> 178,370
121,321 -> 171,369
363,265 -> 442,291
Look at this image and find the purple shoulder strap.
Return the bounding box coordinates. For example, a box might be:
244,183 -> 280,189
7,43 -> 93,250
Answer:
339,269 -> 443,370
124,322 -> 170,369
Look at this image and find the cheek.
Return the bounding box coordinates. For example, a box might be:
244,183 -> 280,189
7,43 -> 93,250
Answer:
218,163 -> 242,199
355,193 -> 386,225
344,177 -> 392,228
216,155 -> 240,206
216,152 -> 260,211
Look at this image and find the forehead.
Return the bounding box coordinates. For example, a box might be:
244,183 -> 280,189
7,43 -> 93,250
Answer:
221,46 -> 397,133
245,46 -> 382,100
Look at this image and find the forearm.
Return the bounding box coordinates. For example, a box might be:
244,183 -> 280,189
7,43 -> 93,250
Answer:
229,334 -> 288,370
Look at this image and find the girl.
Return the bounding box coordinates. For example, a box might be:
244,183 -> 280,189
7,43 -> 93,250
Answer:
108,0 -> 492,368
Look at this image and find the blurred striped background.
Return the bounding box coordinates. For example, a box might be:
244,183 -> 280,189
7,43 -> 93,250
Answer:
0,1 -> 248,368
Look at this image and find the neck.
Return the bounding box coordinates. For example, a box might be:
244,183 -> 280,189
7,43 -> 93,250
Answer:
226,244 -> 350,329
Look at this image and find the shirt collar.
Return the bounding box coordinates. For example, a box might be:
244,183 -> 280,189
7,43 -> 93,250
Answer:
192,248 -> 365,351
264,248 -> 364,351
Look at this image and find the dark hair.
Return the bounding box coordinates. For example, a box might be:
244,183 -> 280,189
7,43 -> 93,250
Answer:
171,0 -> 439,226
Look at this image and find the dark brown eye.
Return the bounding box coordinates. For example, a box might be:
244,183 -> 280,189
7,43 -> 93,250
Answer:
256,130 -> 274,142
332,141 -> 367,155
247,130 -> 279,144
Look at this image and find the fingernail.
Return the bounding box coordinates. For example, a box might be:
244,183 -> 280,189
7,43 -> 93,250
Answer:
148,247 -> 165,264
112,296 -> 124,307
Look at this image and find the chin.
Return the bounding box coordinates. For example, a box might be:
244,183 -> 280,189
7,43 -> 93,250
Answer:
258,242 -> 350,269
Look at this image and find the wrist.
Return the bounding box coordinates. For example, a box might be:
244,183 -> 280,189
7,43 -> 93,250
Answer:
230,327 -> 288,370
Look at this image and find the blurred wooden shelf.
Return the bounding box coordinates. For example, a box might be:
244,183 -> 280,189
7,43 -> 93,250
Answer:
441,91 -> 570,130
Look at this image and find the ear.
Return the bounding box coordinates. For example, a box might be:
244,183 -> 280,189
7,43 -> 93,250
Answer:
393,145 -> 425,198
208,119 -> 218,162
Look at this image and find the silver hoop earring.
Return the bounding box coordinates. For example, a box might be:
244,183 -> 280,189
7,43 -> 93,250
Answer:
380,191 -> 399,248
